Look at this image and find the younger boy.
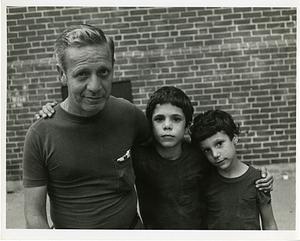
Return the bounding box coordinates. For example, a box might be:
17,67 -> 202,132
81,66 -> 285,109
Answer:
191,109 -> 278,230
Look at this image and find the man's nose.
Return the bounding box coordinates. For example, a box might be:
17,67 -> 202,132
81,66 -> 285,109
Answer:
87,74 -> 102,92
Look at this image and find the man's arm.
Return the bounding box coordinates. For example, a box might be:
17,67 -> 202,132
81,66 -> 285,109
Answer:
24,185 -> 50,229
255,167 -> 274,192
259,202 -> 278,230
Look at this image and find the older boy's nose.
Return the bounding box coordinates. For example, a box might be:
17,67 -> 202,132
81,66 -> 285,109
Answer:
163,119 -> 172,129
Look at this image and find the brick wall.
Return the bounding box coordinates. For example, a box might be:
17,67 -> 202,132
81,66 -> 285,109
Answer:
6,7 -> 296,181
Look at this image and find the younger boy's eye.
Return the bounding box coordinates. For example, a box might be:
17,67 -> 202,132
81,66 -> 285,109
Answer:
153,116 -> 164,122
216,141 -> 224,148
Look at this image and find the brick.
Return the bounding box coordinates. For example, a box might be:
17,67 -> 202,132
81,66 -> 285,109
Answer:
5,7 -> 297,180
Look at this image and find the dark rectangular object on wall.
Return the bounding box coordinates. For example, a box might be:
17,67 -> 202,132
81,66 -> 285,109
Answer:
61,80 -> 133,103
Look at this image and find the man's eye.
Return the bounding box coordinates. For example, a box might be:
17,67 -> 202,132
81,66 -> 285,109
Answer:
98,69 -> 110,77
76,71 -> 89,78
203,149 -> 210,154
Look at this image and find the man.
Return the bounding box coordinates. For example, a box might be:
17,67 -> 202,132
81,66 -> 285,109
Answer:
23,24 -> 150,229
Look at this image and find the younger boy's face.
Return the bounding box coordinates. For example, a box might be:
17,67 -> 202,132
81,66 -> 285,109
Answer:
152,103 -> 187,149
199,131 -> 238,172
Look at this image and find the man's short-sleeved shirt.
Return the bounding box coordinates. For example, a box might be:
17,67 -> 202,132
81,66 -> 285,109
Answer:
23,96 -> 150,229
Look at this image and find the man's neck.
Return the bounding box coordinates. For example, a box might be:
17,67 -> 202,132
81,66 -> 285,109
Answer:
155,142 -> 183,161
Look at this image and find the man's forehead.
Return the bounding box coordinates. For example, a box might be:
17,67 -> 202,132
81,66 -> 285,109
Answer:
64,44 -> 113,67
65,44 -> 112,62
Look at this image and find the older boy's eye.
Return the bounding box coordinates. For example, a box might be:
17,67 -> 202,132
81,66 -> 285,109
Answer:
173,117 -> 183,122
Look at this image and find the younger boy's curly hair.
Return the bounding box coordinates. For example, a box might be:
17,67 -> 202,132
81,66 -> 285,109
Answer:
146,86 -> 194,129
191,109 -> 240,146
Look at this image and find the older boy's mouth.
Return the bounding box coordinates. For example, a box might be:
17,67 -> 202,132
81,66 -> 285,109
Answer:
161,135 -> 175,138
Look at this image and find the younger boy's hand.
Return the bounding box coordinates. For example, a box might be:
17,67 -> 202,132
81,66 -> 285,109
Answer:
255,167 -> 274,192
35,101 -> 58,120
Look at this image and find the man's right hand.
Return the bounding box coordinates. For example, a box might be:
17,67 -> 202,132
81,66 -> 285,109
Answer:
35,101 -> 58,120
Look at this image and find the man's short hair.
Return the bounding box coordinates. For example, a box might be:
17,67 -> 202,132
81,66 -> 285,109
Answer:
191,109 -> 240,146
54,24 -> 115,70
145,86 -> 194,128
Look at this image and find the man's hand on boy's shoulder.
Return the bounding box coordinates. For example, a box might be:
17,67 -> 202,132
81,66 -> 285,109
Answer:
34,101 -> 58,120
255,167 -> 274,192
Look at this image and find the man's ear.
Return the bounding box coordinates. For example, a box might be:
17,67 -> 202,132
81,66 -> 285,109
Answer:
57,65 -> 67,86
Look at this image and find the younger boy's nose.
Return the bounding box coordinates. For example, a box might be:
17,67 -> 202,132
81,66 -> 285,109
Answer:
212,149 -> 220,159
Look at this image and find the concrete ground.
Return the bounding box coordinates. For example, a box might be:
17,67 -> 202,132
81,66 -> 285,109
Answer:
5,163 -> 296,230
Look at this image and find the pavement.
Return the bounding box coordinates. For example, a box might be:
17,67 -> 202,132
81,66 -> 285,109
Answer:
5,163 -> 296,230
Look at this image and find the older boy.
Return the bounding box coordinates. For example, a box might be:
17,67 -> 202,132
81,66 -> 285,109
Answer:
132,86 -> 208,229
191,110 -> 278,230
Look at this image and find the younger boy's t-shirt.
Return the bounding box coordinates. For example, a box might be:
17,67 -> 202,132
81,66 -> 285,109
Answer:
205,165 -> 271,230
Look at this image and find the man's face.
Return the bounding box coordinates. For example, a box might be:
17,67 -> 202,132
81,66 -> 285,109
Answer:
61,44 -> 113,117
152,103 -> 187,149
199,131 -> 238,173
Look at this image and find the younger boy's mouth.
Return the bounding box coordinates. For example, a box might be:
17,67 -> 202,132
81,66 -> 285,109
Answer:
215,159 -> 225,165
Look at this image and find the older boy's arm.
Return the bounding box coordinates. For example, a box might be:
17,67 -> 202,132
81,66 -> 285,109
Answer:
259,202 -> 278,230
255,167 -> 274,191
24,186 -> 50,229
34,101 -> 57,120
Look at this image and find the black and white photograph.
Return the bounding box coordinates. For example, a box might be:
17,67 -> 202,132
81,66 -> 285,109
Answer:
1,0 -> 298,240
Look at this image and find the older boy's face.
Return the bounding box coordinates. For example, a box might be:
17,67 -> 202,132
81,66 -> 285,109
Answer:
152,103 -> 187,149
60,44 -> 113,117
200,131 -> 238,172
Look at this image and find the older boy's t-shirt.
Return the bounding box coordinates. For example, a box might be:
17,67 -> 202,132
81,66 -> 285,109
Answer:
205,165 -> 271,230
132,142 -> 209,229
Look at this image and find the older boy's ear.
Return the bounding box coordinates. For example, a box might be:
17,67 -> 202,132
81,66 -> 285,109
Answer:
185,122 -> 192,135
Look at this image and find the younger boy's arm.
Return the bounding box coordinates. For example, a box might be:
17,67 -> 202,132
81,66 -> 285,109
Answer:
259,202 -> 278,230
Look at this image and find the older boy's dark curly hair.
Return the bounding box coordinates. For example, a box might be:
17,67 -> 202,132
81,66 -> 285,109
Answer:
191,109 -> 240,146
146,86 -> 194,128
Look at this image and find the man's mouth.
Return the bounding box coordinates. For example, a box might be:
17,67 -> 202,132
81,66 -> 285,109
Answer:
85,96 -> 101,100
84,96 -> 103,103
